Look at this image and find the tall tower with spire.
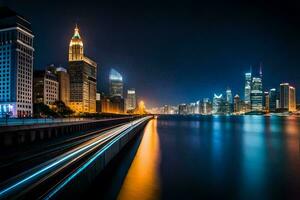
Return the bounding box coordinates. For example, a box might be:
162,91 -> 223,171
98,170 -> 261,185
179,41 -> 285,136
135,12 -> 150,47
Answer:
68,25 -> 97,113
69,25 -> 84,61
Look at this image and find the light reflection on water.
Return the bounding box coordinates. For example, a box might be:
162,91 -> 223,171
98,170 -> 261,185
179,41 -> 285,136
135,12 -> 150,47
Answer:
116,115 -> 300,199
117,119 -> 161,200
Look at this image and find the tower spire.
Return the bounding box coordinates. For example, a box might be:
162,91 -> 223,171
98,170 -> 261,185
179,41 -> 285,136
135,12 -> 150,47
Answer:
259,62 -> 263,78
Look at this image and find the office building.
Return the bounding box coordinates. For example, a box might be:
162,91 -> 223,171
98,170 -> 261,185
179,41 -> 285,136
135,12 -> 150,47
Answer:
226,88 -> 233,104
33,68 -> 59,105
56,67 -> 70,105
233,94 -> 241,113
126,88 -> 136,112
0,7 -> 34,117
68,25 -> 97,113
244,72 -> 252,108
109,68 -> 123,98
250,77 -> 263,111
263,91 -> 270,112
178,104 -> 188,115
201,98 -> 212,115
269,88 -> 277,112
289,86 -> 296,112
212,94 -> 225,114
280,83 -> 297,112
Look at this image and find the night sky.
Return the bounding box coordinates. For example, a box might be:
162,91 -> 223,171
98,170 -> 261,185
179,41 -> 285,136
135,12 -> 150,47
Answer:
2,0 -> 300,107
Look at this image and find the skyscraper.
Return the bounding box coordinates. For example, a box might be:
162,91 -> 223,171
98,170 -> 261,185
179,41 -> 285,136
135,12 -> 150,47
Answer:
200,98 -> 212,115
244,72 -> 252,110
33,67 -> 59,105
109,69 -> 123,98
263,91 -> 270,112
250,77 -> 263,111
280,83 -> 296,112
212,94 -> 225,114
280,83 -> 289,111
226,88 -> 233,104
269,88 -> 277,112
233,94 -> 241,113
126,88 -> 136,112
289,86 -> 296,112
0,7 -> 34,117
56,67 -> 70,105
68,25 -> 97,113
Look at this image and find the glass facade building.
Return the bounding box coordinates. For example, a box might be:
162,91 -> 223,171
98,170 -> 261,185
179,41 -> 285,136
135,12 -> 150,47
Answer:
250,77 -> 263,111
0,7 -> 34,117
109,68 -> 123,98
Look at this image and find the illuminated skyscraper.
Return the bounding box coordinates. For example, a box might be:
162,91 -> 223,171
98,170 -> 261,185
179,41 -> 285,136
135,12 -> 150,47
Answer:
269,88 -> 277,112
233,94 -> 241,113
263,91 -> 270,112
280,83 -> 296,112
289,86 -> 296,112
126,88 -> 136,112
33,67 -> 59,105
68,25 -> 97,113
226,88 -> 233,104
244,72 -> 252,106
109,69 -> 123,98
280,83 -> 289,110
56,67 -> 70,105
0,7 -> 34,117
212,94 -> 225,114
250,77 -> 263,111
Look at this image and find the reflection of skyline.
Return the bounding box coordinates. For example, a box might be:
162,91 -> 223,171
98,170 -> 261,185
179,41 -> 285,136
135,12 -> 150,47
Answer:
118,119 -> 160,200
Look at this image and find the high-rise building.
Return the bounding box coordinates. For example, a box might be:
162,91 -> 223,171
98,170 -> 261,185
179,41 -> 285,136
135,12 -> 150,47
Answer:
33,68 -> 59,106
126,88 -> 136,112
212,94 -> 225,114
280,83 -> 297,112
56,67 -> 70,105
68,25 -> 97,113
269,88 -> 277,112
96,92 -> 101,113
200,98 -> 212,115
263,91 -> 270,112
280,83 -> 289,111
233,94 -> 241,113
289,86 -> 296,112
0,7 -> 34,117
244,72 -> 252,107
109,68 -> 123,98
250,77 -> 263,111
226,88 -> 233,104
178,104 -> 188,115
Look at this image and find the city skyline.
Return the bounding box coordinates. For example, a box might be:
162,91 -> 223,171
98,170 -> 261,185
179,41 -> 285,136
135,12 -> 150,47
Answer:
2,0 -> 300,108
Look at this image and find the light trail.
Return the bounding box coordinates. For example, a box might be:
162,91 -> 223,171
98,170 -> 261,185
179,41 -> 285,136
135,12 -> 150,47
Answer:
43,116 -> 151,199
0,117 -> 149,199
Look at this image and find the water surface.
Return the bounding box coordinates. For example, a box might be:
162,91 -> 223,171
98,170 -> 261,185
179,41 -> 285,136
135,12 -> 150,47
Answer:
117,115 -> 300,200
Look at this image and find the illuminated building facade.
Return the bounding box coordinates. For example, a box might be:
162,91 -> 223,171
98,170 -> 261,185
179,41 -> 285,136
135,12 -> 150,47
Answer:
244,72 -> 252,108
0,7 -> 34,117
68,25 -> 97,113
33,68 -> 59,105
126,88 -> 136,112
289,86 -> 296,112
212,94 -> 225,114
233,94 -> 240,113
280,83 -> 296,112
178,104 -> 188,115
263,91 -> 270,112
250,77 -> 263,111
226,88 -> 233,104
56,67 -> 70,105
200,98 -> 212,115
109,69 -> 123,98
269,88 -> 277,112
